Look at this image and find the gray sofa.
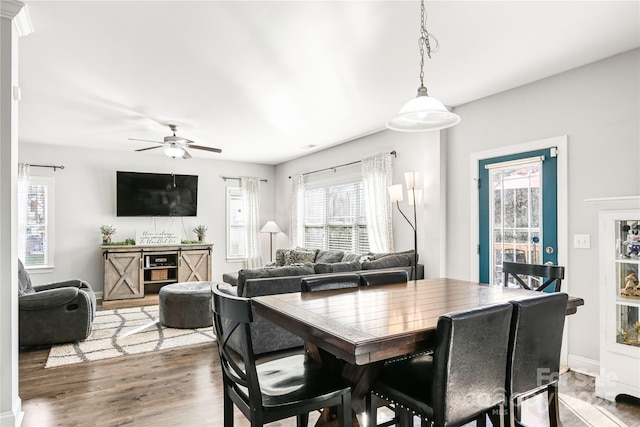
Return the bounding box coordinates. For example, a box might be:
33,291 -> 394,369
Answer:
220,249 -> 424,355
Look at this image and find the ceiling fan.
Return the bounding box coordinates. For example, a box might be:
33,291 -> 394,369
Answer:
129,124 -> 222,159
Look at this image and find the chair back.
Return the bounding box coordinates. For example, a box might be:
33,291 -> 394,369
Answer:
431,303 -> 513,426
211,284 -> 262,412
358,270 -> 408,287
503,262 -> 565,292
507,293 -> 568,398
301,274 -> 360,292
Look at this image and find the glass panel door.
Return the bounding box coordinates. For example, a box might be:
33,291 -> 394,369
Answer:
479,148 -> 558,284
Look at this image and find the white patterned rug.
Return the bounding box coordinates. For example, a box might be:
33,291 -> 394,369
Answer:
45,305 -> 215,368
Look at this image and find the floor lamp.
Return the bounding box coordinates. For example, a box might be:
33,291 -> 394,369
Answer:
388,172 -> 422,279
260,220 -> 281,262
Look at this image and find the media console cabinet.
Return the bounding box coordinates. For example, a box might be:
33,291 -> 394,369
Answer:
101,243 -> 213,301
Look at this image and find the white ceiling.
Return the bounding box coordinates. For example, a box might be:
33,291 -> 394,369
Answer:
18,1 -> 640,165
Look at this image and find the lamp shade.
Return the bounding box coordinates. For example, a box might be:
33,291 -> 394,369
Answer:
387,93 -> 460,132
404,171 -> 421,189
164,145 -> 185,158
388,184 -> 404,203
260,220 -> 281,234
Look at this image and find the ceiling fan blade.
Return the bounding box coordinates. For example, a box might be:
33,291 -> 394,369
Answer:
188,144 -> 222,153
182,149 -> 192,159
129,138 -> 164,144
135,145 -> 163,152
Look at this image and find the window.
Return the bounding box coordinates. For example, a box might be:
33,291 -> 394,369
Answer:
226,187 -> 246,259
303,180 -> 369,253
23,176 -> 54,267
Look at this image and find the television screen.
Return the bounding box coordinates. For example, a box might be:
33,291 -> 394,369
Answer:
116,171 -> 198,217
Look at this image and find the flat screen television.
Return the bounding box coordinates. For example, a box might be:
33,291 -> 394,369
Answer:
116,171 -> 198,217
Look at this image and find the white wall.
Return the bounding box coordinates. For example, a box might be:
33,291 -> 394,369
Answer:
446,49 -> 640,368
274,129 -> 446,278
18,143 -> 277,297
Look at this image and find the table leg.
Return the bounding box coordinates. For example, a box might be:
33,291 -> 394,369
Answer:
306,344 -> 383,427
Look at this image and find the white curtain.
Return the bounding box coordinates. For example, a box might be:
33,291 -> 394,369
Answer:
289,174 -> 305,248
18,163 -> 30,262
362,153 -> 394,253
241,177 -> 262,268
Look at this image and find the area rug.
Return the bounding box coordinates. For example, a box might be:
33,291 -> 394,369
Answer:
45,305 -> 215,368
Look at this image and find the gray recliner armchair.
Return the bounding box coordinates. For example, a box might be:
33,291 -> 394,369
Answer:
18,259 -> 96,346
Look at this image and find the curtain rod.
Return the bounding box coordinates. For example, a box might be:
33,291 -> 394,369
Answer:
288,150 -> 396,179
221,176 -> 268,183
30,164 -> 65,171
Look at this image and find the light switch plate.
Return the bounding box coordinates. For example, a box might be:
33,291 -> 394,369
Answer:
574,234 -> 591,249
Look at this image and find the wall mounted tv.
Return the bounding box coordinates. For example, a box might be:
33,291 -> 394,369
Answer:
116,171 -> 198,217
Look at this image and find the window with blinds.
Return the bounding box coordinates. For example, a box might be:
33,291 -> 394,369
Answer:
303,180 -> 369,253
226,187 -> 246,259
24,176 -> 53,267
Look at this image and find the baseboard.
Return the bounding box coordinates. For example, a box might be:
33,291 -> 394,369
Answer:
568,354 -> 599,377
94,291 -> 103,302
0,397 -> 23,427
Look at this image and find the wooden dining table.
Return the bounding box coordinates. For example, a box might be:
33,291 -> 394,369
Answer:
252,278 -> 585,425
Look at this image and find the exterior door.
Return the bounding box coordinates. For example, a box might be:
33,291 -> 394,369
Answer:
479,148 -> 558,286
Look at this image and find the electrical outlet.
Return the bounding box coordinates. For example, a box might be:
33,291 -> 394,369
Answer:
574,234 -> 591,249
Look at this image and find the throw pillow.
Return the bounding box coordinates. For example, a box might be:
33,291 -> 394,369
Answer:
275,249 -> 290,267
285,249 -> 317,265
314,261 -> 361,274
341,251 -> 362,262
315,250 -> 345,264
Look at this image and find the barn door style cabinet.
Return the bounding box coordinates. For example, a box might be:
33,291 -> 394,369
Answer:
588,196 -> 640,401
102,244 -> 212,301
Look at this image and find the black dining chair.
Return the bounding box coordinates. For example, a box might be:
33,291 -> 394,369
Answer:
358,270 -> 408,287
211,284 -> 352,427
503,292 -> 569,427
301,274 -> 360,292
502,262 -> 565,292
366,303 -> 514,427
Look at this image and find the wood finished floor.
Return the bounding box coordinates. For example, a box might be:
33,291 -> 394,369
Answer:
19,299 -> 640,427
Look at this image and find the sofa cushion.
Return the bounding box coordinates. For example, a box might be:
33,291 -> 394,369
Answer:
362,255 -> 412,270
237,263 -> 315,289
314,261 -> 362,274
275,249 -> 289,266
341,252 -> 362,262
315,250 -> 345,264
366,250 -> 417,264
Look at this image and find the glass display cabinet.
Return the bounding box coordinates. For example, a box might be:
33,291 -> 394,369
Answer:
591,196 -> 640,401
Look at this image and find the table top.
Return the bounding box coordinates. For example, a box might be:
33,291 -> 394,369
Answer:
252,278 -> 585,366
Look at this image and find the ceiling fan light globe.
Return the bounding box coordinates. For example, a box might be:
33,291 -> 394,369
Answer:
164,145 -> 185,158
387,94 -> 461,132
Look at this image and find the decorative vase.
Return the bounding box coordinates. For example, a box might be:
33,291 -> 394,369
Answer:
197,234 -> 205,242
103,235 -> 112,244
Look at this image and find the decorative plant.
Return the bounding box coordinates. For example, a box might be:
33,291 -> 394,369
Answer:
193,224 -> 207,242
635,321 -> 640,340
99,224 -> 116,244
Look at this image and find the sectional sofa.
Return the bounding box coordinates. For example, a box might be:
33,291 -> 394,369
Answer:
220,248 -> 424,354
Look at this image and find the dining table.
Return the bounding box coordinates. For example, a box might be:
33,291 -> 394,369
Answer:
252,278 -> 585,426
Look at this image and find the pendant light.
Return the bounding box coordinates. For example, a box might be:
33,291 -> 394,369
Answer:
387,0 -> 460,132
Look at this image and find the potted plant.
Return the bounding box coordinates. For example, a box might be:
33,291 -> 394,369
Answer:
193,224 -> 207,242
100,224 -> 116,244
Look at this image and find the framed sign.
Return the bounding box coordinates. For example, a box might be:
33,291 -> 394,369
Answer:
135,230 -> 180,246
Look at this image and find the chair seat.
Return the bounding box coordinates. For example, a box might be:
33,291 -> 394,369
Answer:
244,354 -> 351,409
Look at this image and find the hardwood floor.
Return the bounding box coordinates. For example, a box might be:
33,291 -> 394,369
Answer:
18,300 -> 640,426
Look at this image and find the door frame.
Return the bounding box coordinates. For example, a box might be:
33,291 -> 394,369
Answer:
469,135 -> 569,363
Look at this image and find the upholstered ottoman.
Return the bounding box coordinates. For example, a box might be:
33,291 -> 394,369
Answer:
159,281 -> 215,328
